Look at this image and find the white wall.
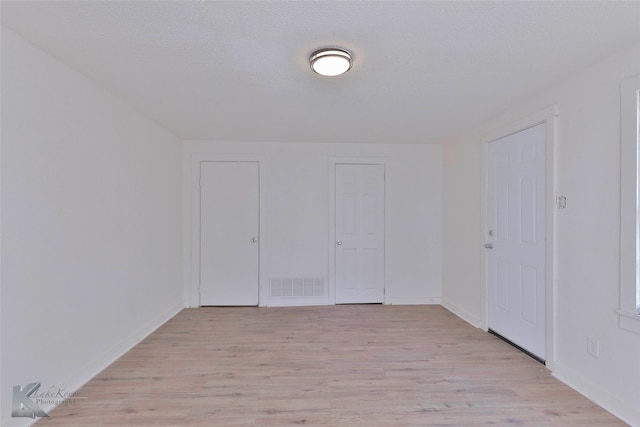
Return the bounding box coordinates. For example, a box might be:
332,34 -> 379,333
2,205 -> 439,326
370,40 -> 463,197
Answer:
183,141 -> 442,307
442,43 -> 640,426
1,28 -> 184,426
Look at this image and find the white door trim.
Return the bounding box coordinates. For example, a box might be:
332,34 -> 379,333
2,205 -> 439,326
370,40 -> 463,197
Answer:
185,153 -> 265,308
481,105 -> 558,370
329,156 -> 389,305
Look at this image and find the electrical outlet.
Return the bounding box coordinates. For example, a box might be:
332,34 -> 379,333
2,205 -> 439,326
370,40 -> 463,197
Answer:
587,336 -> 600,358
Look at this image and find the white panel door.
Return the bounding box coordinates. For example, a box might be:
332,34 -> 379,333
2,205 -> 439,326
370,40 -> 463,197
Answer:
487,123 -> 546,360
200,161 -> 259,306
335,164 -> 385,304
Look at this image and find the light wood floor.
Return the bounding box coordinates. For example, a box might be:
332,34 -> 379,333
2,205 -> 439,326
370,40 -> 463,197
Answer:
38,305 -> 627,426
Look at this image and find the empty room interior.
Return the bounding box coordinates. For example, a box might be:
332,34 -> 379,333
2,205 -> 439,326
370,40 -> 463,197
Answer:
1,1 -> 640,426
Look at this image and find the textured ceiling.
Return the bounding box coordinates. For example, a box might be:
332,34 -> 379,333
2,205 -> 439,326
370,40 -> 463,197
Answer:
2,1 -> 640,144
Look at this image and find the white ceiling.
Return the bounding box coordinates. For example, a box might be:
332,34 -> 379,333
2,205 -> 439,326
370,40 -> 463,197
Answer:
2,1 -> 640,144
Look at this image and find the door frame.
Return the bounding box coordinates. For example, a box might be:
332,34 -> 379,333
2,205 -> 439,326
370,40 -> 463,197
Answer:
329,156 -> 389,305
481,105 -> 558,370
185,153 -> 265,308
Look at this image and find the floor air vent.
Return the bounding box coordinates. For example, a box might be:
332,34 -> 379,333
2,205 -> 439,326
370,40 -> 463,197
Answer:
270,277 -> 326,297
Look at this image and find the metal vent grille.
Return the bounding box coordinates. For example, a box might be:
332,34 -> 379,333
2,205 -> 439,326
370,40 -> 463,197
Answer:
270,277 -> 325,297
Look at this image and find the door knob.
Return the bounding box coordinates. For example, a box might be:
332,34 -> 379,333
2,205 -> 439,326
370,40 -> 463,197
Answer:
251,237 -> 258,243
484,243 -> 493,249
336,240 -> 342,246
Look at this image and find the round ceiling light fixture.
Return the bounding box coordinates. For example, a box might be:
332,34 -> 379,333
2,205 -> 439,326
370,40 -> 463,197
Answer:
309,48 -> 352,77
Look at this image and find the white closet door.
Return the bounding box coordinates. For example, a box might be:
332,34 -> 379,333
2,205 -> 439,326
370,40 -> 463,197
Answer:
335,164 -> 385,304
200,161 -> 259,306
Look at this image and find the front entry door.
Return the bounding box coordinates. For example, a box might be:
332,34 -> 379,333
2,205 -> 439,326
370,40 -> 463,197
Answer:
200,161 -> 259,306
335,164 -> 385,304
487,123 -> 546,360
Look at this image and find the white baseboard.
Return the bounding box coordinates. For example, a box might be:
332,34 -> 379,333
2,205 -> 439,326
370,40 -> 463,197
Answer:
441,298 -> 483,328
64,301 -> 185,392
3,302 -> 185,427
553,362 -> 640,427
385,296 -> 441,305
263,297 -> 442,306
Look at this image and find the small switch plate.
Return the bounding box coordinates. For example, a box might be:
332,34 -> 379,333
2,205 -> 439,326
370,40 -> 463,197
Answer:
587,336 -> 599,358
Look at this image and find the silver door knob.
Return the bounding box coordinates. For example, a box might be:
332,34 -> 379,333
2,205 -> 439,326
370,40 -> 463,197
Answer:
251,237 -> 258,243
484,243 -> 493,249
336,240 -> 342,246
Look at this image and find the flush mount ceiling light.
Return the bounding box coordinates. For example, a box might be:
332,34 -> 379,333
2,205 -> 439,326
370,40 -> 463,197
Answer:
309,48 -> 352,77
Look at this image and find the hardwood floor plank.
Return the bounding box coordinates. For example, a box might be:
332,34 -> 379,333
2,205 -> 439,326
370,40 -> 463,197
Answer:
37,305 -> 627,426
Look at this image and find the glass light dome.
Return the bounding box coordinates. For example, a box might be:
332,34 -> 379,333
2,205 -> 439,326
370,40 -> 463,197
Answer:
310,48 -> 352,77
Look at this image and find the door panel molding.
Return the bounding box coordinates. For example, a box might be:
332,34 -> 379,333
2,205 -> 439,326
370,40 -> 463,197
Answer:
481,105 -> 558,369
